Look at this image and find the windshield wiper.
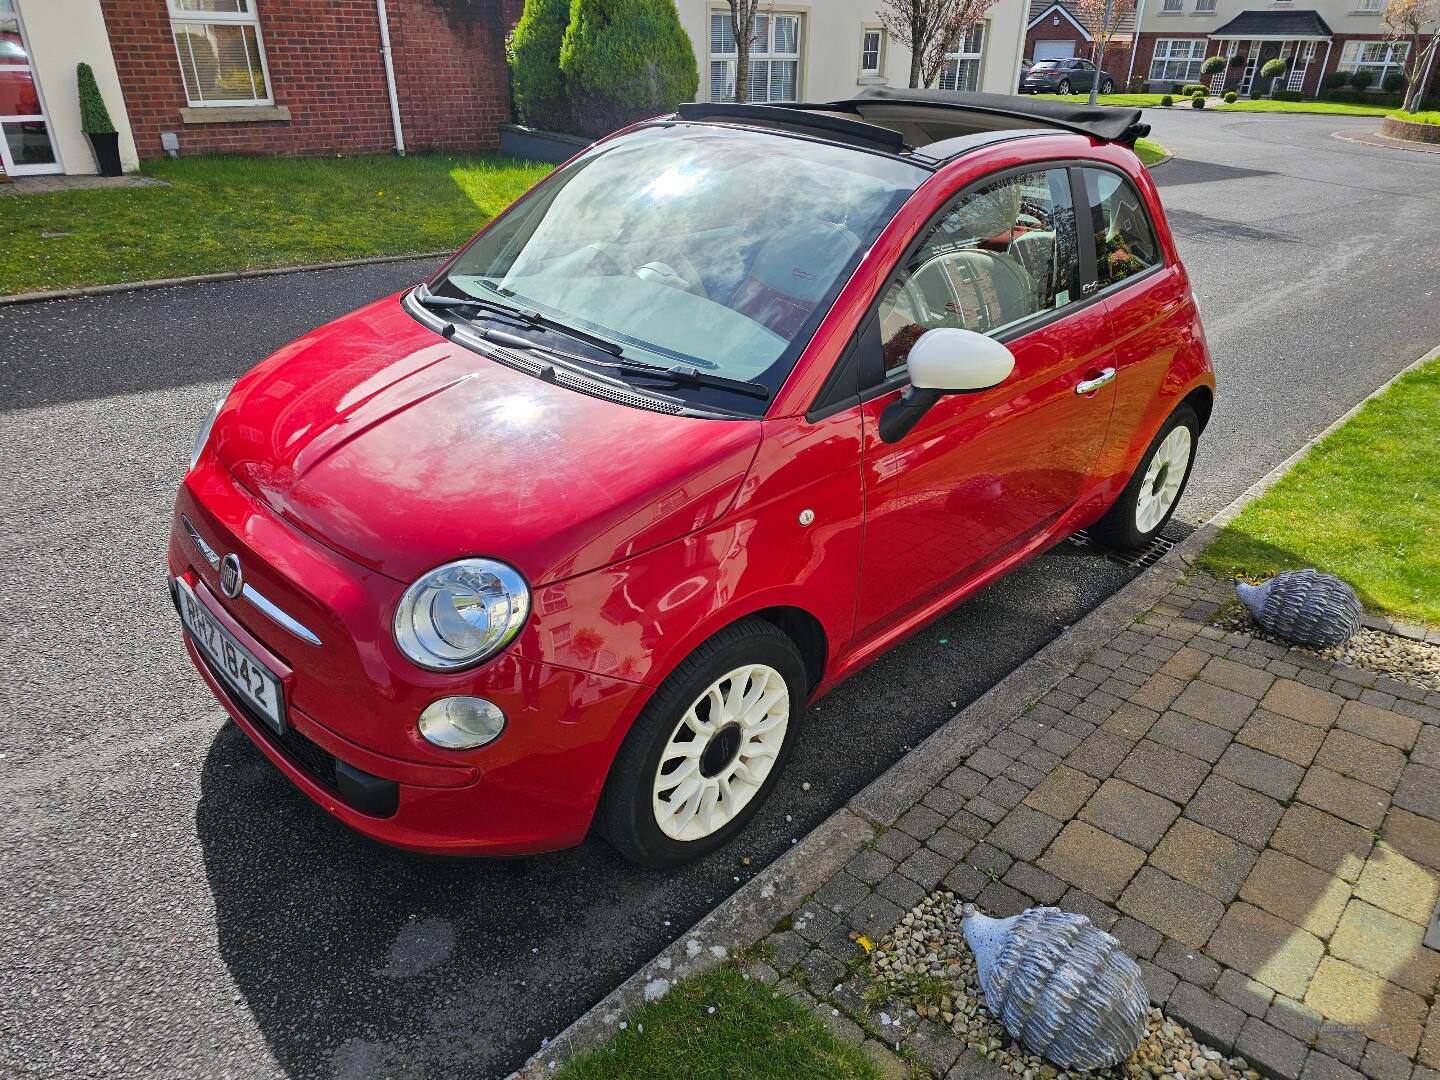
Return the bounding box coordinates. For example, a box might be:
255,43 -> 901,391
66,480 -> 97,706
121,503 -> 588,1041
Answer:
473,326 -> 770,402
415,287 -> 623,356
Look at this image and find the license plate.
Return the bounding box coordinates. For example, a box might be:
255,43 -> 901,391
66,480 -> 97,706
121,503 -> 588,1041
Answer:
177,577 -> 286,735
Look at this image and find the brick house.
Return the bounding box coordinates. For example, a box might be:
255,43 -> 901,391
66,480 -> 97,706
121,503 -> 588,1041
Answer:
1130,0 -> 1438,99
0,0 -> 518,179
1024,0 -> 1139,88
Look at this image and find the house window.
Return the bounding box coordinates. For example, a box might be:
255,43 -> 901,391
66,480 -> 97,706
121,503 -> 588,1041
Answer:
168,0 -> 272,107
1339,39 -> 1408,82
709,11 -> 802,103
1194,0 -> 1216,12
1161,0 -> 1183,13
861,28 -> 883,76
1148,38 -> 1207,81
937,24 -> 985,92
1356,0 -> 1384,11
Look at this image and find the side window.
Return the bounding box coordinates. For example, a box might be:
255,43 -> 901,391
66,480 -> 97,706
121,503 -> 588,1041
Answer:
1082,168 -> 1160,289
876,169 -> 1078,371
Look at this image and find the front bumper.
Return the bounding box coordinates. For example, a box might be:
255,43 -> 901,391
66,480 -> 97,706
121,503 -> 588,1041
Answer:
170,461 -> 649,857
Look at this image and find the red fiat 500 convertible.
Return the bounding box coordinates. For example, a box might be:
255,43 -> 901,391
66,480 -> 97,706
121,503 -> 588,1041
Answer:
170,90 -> 1214,866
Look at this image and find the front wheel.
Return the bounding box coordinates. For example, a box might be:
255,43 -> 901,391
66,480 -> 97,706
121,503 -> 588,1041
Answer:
1057,79 -> 1072,95
1100,79 -> 1115,95
596,618 -> 806,867
1090,404 -> 1200,551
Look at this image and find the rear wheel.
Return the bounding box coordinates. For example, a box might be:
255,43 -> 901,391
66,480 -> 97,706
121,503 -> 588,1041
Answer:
597,618 -> 806,867
1057,79 -> 1072,95
1090,404 -> 1199,551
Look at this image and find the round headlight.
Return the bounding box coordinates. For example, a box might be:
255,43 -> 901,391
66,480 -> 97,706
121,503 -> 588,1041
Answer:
188,395 -> 227,470
393,558 -> 529,671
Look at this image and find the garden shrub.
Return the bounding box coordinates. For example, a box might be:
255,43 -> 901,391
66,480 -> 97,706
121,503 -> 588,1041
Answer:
1259,58 -> 1289,80
76,62 -> 116,134
1191,94 -> 1205,108
1349,69 -> 1375,90
560,0 -> 698,139
1200,55 -> 1227,76
1182,83 -> 1206,96
1223,90 -> 1237,103
1322,71 -> 1349,91
510,0 -> 572,131
1160,93 -> 1174,106
1270,89 -> 1303,102
1382,73 -> 1406,93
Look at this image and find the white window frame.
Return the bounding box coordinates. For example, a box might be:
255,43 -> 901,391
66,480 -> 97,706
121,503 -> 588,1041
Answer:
1161,0 -> 1184,13
1355,0 -> 1384,11
167,0 -> 274,108
0,0 -> 62,175
1338,39 -> 1408,83
1148,37 -> 1207,81
860,27 -> 884,78
937,23 -> 986,92
709,10 -> 802,103
1193,0 -> 1216,12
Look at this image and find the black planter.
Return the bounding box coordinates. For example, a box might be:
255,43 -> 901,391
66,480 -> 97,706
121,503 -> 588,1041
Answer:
87,131 -> 122,177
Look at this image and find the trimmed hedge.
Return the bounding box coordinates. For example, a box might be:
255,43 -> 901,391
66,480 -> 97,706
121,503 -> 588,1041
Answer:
1269,89 -> 1303,102
1259,58 -> 1289,80
560,0 -> 698,139
1382,73 -> 1406,93
1181,83 -> 1206,96
76,62 -> 115,135
1349,69 -> 1375,90
1191,94 -> 1205,108
1200,55 -> 1227,76
1160,94 -> 1174,106
511,0 -> 572,130
1223,90 -> 1237,103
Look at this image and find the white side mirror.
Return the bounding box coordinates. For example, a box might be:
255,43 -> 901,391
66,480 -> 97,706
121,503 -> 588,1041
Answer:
908,327 -> 1016,393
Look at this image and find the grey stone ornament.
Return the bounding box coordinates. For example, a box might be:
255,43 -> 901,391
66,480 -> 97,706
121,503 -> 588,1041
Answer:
1236,568 -> 1362,647
962,905 -> 1148,1071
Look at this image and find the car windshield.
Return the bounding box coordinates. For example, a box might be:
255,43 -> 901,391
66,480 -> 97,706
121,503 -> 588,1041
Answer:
437,124 -> 926,408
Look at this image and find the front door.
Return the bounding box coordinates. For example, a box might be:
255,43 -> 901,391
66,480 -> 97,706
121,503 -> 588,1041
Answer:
0,0 -> 61,176
855,166 -> 1117,638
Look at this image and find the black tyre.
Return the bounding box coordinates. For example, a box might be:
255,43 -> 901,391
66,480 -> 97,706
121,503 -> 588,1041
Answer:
1089,404 -> 1200,551
1101,79 -> 1115,94
1057,79 -> 1072,95
596,618 -> 806,867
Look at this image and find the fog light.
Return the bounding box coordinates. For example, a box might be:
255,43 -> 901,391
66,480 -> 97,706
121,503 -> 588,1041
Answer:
418,696 -> 506,750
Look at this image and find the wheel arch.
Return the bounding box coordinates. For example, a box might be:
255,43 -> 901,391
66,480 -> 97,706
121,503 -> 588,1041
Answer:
749,605 -> 828,695
1181,384 -> 1214,433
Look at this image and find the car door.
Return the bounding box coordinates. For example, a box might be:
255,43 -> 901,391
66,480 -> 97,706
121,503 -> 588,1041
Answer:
1075,60 -> 1096,91
853,165 -> 1119,638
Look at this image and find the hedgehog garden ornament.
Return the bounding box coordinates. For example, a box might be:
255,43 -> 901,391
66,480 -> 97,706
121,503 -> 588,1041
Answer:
961,905 -> 1148,1071
1235,568 -> 1362,647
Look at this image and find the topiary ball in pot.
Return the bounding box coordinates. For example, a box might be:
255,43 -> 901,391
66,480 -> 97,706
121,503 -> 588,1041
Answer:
963,905 -> 1149,1071
1236,569 -> 1363,647
560,0 -> 698,141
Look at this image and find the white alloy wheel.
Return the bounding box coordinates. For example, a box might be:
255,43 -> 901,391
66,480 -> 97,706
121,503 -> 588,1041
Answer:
1135,424 -> 1192,534
651,663 -> 789,842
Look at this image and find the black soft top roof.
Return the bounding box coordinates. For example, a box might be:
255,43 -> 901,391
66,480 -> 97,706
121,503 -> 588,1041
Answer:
822,87 -> 1149,146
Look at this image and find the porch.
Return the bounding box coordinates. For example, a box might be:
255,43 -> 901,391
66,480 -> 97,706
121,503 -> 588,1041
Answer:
1206,10 -> 1334,98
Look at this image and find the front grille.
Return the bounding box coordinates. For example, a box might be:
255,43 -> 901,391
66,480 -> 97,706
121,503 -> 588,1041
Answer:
196,650 -> 341,790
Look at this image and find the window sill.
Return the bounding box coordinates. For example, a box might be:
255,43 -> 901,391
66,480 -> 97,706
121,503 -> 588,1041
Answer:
857,74 -> 888,84
179,105 -> 291,125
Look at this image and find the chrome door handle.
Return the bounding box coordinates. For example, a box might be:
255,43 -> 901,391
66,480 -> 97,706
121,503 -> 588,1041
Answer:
1075,368 -> 1116,395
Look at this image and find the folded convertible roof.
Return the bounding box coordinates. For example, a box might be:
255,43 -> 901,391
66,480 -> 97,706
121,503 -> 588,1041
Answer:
674,88 -> 1149,161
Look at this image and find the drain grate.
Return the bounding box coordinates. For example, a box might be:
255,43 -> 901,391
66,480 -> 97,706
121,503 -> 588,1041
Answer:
1066,529 -> 1177,570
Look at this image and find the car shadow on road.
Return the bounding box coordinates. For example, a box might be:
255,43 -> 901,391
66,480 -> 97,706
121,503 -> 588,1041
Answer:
1151,159 -> 1278,189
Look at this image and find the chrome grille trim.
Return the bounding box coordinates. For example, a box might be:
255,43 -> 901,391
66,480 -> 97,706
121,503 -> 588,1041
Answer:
180,513 -> 323,647
241,583 -> 323,647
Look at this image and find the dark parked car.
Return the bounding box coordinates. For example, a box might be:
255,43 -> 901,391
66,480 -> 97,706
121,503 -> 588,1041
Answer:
1020,58 -> 1115,95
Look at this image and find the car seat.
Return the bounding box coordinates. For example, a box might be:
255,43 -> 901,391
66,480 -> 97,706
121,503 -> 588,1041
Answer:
731,220 -> 862,340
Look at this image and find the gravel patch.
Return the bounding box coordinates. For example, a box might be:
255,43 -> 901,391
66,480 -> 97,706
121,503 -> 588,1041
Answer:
868,891 -> 1260,1080
1214,606 -> 1440,693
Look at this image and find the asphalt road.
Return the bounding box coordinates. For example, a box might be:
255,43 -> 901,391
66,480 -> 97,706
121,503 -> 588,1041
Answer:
3,112 -> 1437,1080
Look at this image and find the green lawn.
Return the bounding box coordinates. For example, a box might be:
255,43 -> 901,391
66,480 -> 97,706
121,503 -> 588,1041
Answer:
1133,137 -> 1169,165
555,966 -> 888,1080
1389,110 -> 1440,125
1198,355 -> 1440,626
1035,92 -> 1420,119
0,152 -> 552,296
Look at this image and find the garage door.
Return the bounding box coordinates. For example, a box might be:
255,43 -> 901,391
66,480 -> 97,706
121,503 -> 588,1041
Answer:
1033,40 -> 1076,60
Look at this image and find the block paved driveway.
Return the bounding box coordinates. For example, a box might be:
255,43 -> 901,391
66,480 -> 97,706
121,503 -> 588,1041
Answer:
2,112 -> 1438,1079
756,575 -> 1440,1080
